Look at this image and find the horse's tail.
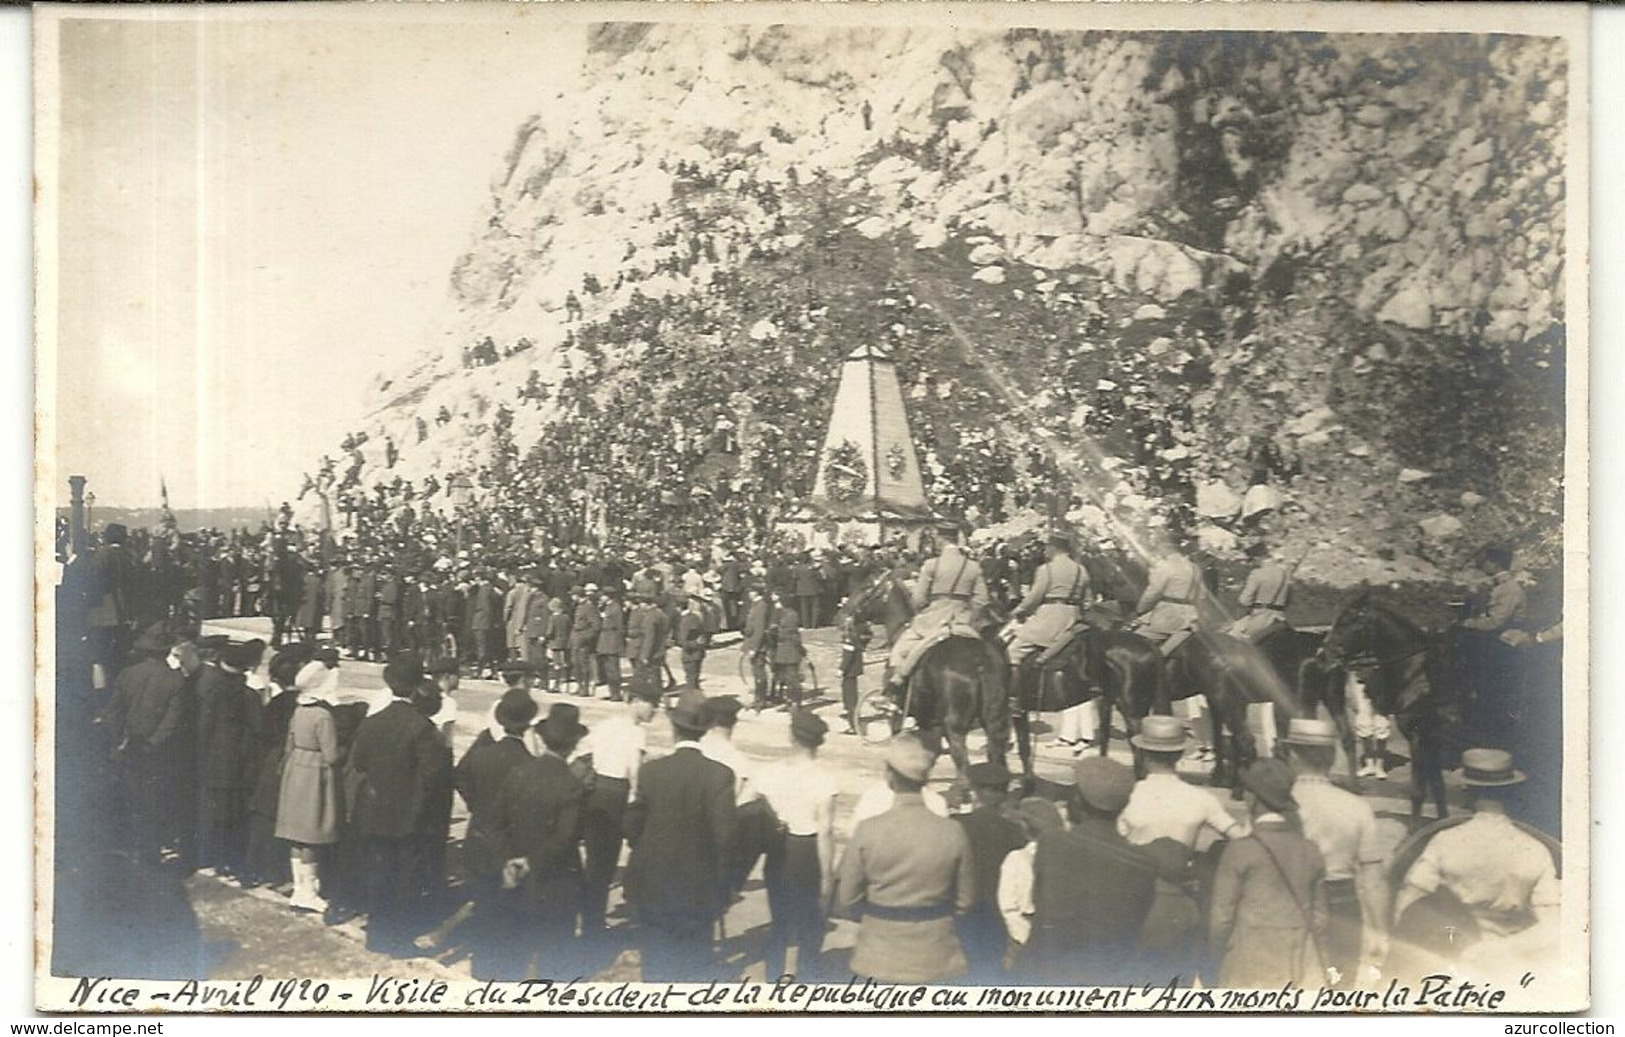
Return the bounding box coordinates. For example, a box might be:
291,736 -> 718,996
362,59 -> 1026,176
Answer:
977,641 -> 1012,757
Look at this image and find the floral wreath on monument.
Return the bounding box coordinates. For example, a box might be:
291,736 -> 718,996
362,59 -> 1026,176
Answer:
824,440 -> 869,503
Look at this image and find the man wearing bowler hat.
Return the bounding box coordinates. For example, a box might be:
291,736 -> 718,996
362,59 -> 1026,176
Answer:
454,688 -> 537,979
1024,757 -> 1157,985
833,736 -> 976,983
624,689 -> 738,981
490,703 -> 590,980
1283,717 -> 1388,984
1391,748 -> 1559,983
345,655 -> 449,956
1117,715 -> 1245,848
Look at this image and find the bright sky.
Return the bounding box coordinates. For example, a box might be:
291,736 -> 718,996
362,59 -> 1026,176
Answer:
49,11 -> 585,508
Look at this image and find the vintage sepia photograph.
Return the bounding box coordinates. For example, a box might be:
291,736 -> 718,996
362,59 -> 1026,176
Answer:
33,1 -> 1590,1014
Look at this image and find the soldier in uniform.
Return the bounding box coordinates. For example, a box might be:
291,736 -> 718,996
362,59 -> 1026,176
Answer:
628,591 -> 670,702
545,598 -> 570,693
677,592 -> 710,690
885,536 -> 990,696
1226,540 -> 1293,643
769,591 -> 805,708
353,563 -> 378,662
569,584 -> 602,696
1132,538 -> 1205,651
741,585 -> 775,706
1005,529 -> 1090,671
596,587 -> 627,702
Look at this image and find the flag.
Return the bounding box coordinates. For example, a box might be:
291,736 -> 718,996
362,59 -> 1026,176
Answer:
159,476 -> 169,509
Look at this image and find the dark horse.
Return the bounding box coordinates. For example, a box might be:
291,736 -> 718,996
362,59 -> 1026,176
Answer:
838,571 -> 1012,799
1156,627 -> 1330,794
1005,613 -> 1162,785
1314,592 -> 1459,824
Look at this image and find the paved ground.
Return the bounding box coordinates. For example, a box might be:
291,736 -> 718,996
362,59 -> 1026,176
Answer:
190,616 -> 1455,982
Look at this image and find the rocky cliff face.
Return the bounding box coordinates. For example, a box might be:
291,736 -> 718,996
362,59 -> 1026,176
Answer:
335,25 -> 1568,586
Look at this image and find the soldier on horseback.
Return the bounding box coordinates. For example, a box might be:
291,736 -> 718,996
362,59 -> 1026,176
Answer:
883,533 -> 989,697
1005,529 -> 1090,671
1225,539 -> 1293,644
1131,537 -> 1204,653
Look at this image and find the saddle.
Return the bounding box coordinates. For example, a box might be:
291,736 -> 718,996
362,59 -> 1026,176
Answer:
1035,623 -> 1088,670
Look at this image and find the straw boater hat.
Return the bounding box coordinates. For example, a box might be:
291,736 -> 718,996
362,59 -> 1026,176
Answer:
1282,718 -> 1340,747
1460,748 -> 1526,787
1130,715 -> 1188,753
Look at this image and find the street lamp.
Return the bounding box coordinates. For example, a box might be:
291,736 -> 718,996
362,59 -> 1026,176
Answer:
450,474 -> 474,557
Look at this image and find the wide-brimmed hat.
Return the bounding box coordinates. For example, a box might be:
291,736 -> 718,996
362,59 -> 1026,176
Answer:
1130,715 -> 1188,753
884,736 -> 936,783
1074,757 -> 1136,814
1460,747 -> 1526,787
536,702 -> 588,742
1282,718 -> 1340,747
668,688 -> 710,732
789,708 -> 829,747
494,688 -> 540,732
968,760 -> 1012,791
1241,758 -> 1298,813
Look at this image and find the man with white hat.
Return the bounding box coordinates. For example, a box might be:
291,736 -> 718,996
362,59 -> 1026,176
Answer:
1116,716 -> 1245,848
1283,717 -> 1388,985
1391,748 -> 1559,984
833,736 -> 975,983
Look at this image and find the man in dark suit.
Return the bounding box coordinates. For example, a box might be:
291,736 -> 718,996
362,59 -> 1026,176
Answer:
353,563 -> 378,661
1024,757 -> 1157,985
491,703 -> 590,981
454,689 -> 537,980
104,625 -> 202,866
195,638 -> 266,880
624,690 -> 737,982
468,573 -> 504,679
345,656 -> 449,956
376,569 -> 401,658
953,761 -> 1027,981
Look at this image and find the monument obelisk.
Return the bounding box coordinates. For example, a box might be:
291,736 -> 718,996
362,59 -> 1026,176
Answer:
781,343 -> 937,549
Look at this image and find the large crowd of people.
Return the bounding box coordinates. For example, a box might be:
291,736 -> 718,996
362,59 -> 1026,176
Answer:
49,503 -> 1564,990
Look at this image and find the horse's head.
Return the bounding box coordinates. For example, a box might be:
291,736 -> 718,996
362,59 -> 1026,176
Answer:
1319,589 -> 1378,670
837,569 -> 911,630
1320,590 -> 1424,673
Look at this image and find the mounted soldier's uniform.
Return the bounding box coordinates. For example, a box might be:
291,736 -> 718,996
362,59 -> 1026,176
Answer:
1226,558 -> 1292,643
1133,551 -> 1204,656
886,542 -> 988,688
1006,533 -> 1090,668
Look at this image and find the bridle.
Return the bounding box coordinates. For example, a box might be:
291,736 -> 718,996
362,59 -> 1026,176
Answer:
1320,606 -> 1431,672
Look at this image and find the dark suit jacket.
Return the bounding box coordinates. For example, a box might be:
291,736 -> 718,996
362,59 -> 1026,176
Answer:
106,656 -> 193,752
955,806 -> 1028,910
454,734 -> 533,878
491,751 -> 586,912
344,699 -> 446,839
625,745 -> 737,924
1027,816 -> 1157,983
196,664 -> 259,793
